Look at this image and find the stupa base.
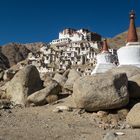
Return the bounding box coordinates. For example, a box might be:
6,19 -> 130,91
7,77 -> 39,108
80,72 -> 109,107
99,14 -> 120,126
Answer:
118,64 -> 140,68
117,44 -> 140,66
91,63 -> 116,74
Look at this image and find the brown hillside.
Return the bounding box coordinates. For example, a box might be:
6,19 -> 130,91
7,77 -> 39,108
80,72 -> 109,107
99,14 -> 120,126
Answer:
1,43 -> 30,67
108,27 -> 140,49
25,42 -> 46,53
0,42 -> 45,69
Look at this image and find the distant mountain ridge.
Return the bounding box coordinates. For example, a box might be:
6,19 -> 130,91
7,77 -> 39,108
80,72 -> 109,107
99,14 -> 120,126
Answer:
108,27 -> 140,49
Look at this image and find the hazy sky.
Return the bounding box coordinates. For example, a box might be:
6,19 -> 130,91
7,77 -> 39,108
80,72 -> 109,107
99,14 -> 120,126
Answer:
0,0 -> 140,45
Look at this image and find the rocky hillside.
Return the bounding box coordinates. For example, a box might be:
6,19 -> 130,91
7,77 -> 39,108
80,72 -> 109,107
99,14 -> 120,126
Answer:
25,42 -> 46,53
0,42 -> 46,69
0,43 -> 30,67
108,27 -> 140,49
0,51 -> 10,69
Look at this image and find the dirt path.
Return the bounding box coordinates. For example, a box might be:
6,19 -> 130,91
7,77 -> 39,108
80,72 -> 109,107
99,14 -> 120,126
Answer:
0,97 -> 140,140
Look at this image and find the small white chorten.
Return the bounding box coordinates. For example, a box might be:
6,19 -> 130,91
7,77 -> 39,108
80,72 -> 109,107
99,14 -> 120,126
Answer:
117,10 -> 140,67
91,39 -> 116,74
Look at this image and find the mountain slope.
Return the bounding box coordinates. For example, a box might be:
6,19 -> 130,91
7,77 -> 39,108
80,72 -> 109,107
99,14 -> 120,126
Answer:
108,27 -> 140,49
0,42 -> 46,69
0,43 -> 30,67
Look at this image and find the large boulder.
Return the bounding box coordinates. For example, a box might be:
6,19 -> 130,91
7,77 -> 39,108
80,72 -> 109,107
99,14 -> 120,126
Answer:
4,65 -> 43,105
64,69 -> 81,91
27,80 -> 61,106
109,66 -> 140,98
109,65 -> 140,79
53,73 -> 67,87
126,103 -> 140,127
73,72 -> 129,111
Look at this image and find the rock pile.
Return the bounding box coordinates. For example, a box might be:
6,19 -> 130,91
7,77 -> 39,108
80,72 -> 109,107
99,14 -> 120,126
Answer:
72,65 -> 140,128
0,65 -> 140,129
27,79 -> 61,106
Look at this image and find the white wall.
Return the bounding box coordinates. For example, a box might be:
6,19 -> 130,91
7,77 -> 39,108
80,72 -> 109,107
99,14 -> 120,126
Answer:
117,45 -> 140,66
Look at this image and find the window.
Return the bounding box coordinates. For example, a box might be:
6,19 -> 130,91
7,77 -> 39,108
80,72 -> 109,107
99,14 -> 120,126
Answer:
81,47 -> 85,51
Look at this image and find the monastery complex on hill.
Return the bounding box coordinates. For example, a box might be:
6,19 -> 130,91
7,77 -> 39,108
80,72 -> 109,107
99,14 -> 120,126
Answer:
19,10 -> 139,76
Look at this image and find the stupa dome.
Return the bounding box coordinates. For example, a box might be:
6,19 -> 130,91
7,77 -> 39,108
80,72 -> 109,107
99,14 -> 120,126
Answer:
92,39 -> 116,74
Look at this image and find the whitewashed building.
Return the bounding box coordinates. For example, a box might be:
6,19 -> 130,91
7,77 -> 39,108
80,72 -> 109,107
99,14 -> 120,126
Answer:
26,28 -> 117,75
50,28 -> 101,45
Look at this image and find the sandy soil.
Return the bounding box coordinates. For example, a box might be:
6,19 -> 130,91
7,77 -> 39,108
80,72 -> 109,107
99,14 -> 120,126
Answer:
0,96 -> 140,140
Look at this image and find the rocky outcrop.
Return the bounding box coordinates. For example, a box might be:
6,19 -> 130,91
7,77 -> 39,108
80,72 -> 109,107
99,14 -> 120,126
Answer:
25,42 -> 46,53
73,72 -> 129,111
27,80 -> 61,106
3,65 -> 43,105
1,43 -> 30,67
0,42 -> 45,69
0,52 -> 10,69
64,69 -> 81,91
126,103 -> 140,128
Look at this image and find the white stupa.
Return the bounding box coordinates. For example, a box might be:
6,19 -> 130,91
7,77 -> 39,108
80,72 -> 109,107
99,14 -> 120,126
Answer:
117,10 -> 140,67
91,39 -> 116,74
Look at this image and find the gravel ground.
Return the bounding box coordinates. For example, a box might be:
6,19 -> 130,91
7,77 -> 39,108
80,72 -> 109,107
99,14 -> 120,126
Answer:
0,96 -> 140,140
